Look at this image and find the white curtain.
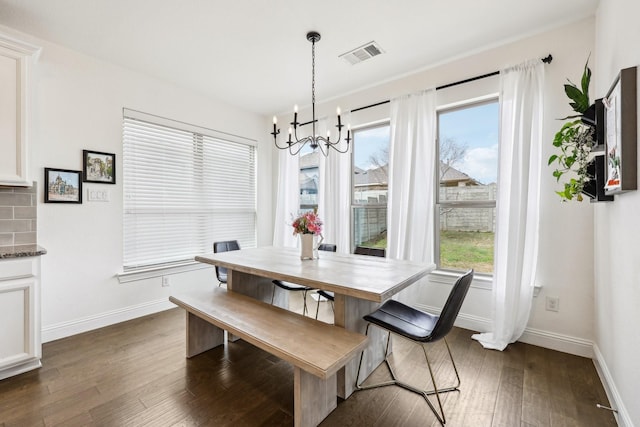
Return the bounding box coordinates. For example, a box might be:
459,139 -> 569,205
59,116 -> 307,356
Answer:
472,59 -> 544,351
387,90 -> 437,264
318,116 -> 351,254
387,90 -> 437,306
387,89 -> 436,262
272,147 -> 299,247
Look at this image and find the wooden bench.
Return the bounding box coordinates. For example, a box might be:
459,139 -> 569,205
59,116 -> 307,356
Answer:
169,288 -> 368,427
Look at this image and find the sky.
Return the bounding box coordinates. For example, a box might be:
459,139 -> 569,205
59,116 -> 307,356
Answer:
353,125 -> 389,170
439,101 -> 499,184
48,170 -> 79,186
352,101 -> 499,184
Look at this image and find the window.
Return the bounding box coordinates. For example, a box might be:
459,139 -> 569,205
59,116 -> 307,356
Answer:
299,150 -> 319,212
352,124 -> 390,251
436,100 -> 498,274
122,110 -> 256,270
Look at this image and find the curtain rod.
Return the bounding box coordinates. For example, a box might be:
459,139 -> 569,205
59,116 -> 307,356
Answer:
349,54 -> 553,114
299,54 -> 552,126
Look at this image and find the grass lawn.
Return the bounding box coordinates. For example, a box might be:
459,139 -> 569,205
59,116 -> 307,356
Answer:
359,230 -> 494,273
440,230 -> 494,273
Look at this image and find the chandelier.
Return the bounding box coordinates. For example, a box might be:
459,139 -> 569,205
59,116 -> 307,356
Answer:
271,31 -> 351,156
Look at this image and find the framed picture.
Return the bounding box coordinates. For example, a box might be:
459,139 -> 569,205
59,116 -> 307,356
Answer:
45,168 -> 83,203
83,150 -> 116,184
603,66 -> 637,195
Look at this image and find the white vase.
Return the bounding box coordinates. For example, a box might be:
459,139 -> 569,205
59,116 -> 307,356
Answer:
300,234 -> 322,260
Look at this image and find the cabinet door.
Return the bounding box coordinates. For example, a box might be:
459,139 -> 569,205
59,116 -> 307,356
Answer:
0,35 -> 40,186
0,277 -> 38,368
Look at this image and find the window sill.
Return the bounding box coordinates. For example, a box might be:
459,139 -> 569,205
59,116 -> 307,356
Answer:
428,269 -> 542,296
116,261 -> 212,283
429,269 -> 493,290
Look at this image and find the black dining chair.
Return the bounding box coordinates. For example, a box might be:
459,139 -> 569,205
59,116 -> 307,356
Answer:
355,269 -> 474,426
212,240 -> 240,287
315,245 -> 385,320
272,243 -> 337,316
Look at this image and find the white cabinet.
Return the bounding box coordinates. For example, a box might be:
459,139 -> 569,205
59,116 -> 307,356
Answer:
0,33 -> 40,187
0,256 -> 41,380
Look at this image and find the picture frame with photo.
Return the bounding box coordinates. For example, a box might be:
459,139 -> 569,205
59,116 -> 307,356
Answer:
83,150 -> 116,184
45,168 -> 83,203
603,66 -> 637,195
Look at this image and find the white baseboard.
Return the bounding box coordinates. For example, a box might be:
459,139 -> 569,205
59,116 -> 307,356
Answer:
518,327 -> 593,358
416,303 -> 593,358
41,298 -> 175,343
593,344 -> 634,427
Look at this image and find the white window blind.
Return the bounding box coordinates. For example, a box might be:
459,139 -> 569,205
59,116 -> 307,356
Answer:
122,110 -> 256,270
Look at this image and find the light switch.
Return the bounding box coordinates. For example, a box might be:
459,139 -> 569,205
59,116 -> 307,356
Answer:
87,188 -> 110,202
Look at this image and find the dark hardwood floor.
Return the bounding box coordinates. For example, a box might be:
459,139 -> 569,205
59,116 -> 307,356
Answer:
0,296 -> 616,426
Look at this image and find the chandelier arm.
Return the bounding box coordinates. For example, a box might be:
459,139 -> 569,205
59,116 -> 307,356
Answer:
316,138 -> 328,157
333,126 -> 342,144
274,138 -> 293,150
332,141 -> 351,154
288,142 -> 304,156
293,123 -> 304,143
317,135 -> 350,153
287,136 -> 312,156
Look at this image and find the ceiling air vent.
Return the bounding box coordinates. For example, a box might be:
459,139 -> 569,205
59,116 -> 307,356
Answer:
339,41 -> 384,65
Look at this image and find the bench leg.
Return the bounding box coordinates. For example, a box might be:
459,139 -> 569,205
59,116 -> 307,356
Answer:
294,367 -> 336,427
185,311 -> 224,358
228,270 -> 288,306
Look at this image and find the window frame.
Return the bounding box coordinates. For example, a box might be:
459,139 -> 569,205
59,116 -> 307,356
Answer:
434,97 -> 499,277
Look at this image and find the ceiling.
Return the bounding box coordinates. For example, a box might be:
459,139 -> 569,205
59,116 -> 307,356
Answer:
0,0 -> 599,116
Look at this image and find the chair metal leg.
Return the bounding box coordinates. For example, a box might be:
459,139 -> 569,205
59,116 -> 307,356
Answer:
301,289 -> 308,316
314,292 -> 335,320
273,285 -> 311,317
354,325 -> 460,426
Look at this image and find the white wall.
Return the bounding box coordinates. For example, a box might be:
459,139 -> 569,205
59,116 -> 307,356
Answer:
0,24 -> 274,342
287,19 -> 597,357
594,1 -> 640,425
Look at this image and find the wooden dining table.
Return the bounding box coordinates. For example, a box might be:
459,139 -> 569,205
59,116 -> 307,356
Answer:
195,246 -> 435,399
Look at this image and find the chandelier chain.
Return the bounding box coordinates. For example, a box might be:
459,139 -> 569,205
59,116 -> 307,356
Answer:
311,39 -> 315,106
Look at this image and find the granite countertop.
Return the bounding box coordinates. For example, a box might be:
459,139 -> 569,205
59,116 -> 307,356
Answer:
0,245 -> 47,259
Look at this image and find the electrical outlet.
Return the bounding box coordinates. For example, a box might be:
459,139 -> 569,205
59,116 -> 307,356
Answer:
162,276 -> 170,287
545,296 -> 559,312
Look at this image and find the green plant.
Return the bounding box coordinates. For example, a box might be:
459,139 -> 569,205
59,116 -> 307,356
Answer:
548,59 -> 595,201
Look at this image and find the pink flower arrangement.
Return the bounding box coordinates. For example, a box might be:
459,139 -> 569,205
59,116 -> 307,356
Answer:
292,209 -> 323,235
